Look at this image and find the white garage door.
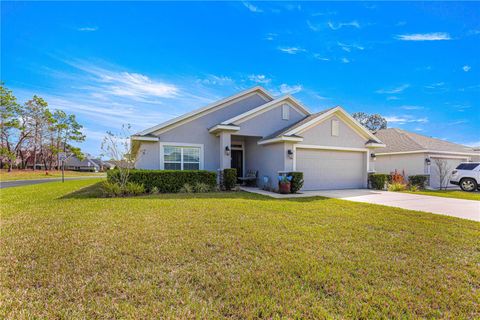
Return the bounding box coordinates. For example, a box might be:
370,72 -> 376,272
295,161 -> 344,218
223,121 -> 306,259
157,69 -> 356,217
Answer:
296,149 -> 366,190
429,157 -> 467,189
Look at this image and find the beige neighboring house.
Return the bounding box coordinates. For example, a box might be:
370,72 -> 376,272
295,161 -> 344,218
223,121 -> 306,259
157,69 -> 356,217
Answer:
373,128 -> 480,189
131,86 -> 386,191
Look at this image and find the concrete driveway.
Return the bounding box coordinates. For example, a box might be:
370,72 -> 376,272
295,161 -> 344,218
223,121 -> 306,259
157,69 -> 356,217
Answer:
241,187 -> 480,222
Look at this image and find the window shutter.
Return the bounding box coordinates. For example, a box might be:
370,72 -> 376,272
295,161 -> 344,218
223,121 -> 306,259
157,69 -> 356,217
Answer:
282,104 -> 290,120
331,119 -> 339,136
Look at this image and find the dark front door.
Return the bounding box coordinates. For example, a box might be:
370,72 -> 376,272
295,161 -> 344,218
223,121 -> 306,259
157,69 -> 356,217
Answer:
231,149 -> 243,178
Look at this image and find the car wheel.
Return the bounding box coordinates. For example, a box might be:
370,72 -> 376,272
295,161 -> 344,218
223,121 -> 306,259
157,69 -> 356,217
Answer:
460,178 -> 477,192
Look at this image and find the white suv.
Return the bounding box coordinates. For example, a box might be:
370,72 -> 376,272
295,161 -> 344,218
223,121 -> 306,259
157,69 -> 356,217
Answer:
450,162 -> 480,192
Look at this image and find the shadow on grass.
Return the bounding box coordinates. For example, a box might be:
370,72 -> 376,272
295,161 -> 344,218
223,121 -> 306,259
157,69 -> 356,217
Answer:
59,182 -> 329,203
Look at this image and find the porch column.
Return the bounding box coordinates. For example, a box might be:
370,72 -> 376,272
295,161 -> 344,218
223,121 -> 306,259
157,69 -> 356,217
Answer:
219,131 -> 231,170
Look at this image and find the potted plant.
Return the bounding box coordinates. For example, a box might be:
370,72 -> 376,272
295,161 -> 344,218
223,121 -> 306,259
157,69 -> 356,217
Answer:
278,175 -> 292,194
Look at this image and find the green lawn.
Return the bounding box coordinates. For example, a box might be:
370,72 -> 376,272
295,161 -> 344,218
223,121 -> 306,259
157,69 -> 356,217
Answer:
0,169 -> 105,181
1,180 -> 479,319
402,189 -> 480,201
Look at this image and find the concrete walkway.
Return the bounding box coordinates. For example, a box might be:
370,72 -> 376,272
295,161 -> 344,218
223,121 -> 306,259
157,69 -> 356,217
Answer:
0,176 -> 105,189
241,187 -> 480,222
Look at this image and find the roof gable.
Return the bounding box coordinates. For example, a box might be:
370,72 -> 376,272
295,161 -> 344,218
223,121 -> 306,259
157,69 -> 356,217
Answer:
137,86 -> 273,136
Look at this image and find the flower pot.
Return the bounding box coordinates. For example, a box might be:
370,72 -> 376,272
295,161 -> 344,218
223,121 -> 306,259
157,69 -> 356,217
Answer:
279,182 -> 291,194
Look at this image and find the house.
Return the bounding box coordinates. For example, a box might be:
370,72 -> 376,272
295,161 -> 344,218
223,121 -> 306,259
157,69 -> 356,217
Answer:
131,86 -> 386,190
64,156 -> 115,172
373,128 -> 480,189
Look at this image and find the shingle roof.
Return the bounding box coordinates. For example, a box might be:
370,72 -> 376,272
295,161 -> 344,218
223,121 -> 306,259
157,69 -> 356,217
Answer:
374,128 -> 477,154
259,108 -> 334,142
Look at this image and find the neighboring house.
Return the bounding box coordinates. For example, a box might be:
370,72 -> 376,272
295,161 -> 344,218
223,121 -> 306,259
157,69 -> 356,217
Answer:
90,158 -> 116,171
131,86 -> 386,190
373,128 -> 480,189
64,156 -> 100,172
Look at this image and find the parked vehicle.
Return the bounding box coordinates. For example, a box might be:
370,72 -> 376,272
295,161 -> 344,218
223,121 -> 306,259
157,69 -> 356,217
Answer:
450,162 -> 480,192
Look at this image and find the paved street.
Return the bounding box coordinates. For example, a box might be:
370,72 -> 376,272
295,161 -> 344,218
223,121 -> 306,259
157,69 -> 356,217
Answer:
0,176 -> 105,189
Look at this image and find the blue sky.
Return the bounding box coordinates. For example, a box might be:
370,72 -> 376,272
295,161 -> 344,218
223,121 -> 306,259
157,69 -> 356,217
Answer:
2,1 -> 479,156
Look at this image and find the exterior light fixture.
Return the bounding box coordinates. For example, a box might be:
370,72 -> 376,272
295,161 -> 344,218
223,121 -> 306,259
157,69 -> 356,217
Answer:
225,146 -> 230,156
425,158 -> 431,165
287,149 -> 294,159
370,153 -> 376,161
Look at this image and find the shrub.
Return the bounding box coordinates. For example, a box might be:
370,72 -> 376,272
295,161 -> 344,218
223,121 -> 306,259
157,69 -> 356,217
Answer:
390,170 -> 406,184
179,183 -> 194,193
101,181 -> 123,197
408,175 -> 428,189
193,182 -> 211,193
369,174 -> 389,190
288,172 -> 304,193
150,186 -> 160,194
388,182 -> 407,192
125,182 -> 145,196
409,185 -> 420,192
223,168 -> 237,191
107,169 -> 216,193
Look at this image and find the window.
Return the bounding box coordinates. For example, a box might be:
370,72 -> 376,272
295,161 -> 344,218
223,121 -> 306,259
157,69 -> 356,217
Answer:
163,145 -> 201,170
282,104 -> 290,120
331,119 -> 339,136
456,163 -> 479,170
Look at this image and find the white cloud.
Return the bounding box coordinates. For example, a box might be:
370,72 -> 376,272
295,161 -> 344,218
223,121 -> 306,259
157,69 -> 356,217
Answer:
387,96 -> 400,101
327,20 -> 360,30
248,74 -> 271,84
242,2 -> 263,13
277,84 -> 303,95
338,42 -> 364,52
461,140 -> 480,147
463,65 -> 471,72
376,84 -> 410,94
395,32 -> 451,41
307,20 -> 320,32
313,54 -> 330,61
425,82 -> 445,89
78,26 -> 98,32
278,47 -> 306,54
198,75 -> 234,86
400,105 -> 424,110
265,33 -> 277,41
385,115 -> 428,124
341,58 -> 350,64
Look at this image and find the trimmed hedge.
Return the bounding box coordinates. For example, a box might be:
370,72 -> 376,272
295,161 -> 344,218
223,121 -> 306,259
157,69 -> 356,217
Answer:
107,169 -> 216,193
369,173 -> 389,190
288,172 -> 304,193
223,168 -> 237,191
409,175 -> 429,189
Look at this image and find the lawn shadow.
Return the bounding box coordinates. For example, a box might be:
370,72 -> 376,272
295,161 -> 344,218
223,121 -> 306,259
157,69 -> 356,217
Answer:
59,182 -> 329,202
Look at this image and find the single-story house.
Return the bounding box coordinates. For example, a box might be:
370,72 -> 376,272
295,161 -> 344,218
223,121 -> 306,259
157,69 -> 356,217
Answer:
373,128 -> 480,189
131,86 -> 386,191
64,156 -> 101,172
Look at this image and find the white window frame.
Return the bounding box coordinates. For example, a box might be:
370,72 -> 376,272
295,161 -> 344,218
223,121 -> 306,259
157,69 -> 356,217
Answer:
282,104 -> 290,120
331,119 -> 339,136
159,142 -> 204,170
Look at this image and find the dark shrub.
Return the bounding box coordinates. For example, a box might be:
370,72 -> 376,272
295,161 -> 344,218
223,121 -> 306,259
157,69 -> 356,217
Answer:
369,173 -> 389,190
408,175 -> 429,189
288,172 -> 304,193
107,169 -> 216,193
223,168 -> 237,191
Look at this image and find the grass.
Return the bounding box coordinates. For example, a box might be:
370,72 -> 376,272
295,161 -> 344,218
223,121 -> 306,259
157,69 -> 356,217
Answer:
1,180 -> 479,319
402,189 -> 480,201
0,169 -> 105,181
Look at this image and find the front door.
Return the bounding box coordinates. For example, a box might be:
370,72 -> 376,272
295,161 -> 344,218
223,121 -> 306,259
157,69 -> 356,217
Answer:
231,149 -> 243,179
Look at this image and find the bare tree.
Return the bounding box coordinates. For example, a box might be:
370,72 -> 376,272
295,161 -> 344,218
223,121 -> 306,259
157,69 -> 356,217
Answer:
101,124 -> 139,189
433,159 -> 452,190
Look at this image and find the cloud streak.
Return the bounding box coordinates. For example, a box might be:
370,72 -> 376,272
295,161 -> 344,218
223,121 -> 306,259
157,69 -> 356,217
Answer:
78,26 -> 98,32
376,84 -> 410,94
396,32 -> 451,41
242,2 -> 263,13
327,20 -> 360,30
278,47 -> 306,54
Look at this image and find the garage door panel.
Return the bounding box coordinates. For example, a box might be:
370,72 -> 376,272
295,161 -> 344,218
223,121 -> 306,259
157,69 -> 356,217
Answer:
296,149 -> 366,190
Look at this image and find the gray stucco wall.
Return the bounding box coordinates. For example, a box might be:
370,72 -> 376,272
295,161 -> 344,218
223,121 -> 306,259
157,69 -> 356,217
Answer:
245,137 -> 286,190
135,142 -> 160,170
374,153 -> 427,176
236,104 -> 306,137
301,115 -> 367,148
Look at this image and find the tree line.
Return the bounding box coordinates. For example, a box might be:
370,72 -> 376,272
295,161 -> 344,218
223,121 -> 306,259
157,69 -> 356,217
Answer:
0,83 -> 85,171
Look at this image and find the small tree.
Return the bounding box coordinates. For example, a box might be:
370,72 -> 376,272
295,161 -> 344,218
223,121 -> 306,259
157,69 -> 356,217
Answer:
433,159 -> 452,190
101,124 -> 137,189
352,112 -> 387,132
